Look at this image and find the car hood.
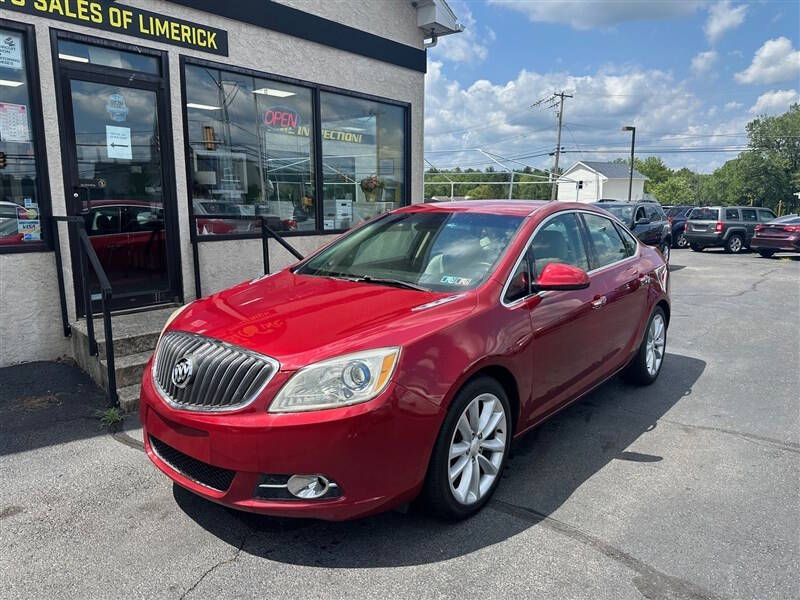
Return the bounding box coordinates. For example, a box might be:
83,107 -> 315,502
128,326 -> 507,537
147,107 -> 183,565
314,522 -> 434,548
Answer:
168,270 -> 476,370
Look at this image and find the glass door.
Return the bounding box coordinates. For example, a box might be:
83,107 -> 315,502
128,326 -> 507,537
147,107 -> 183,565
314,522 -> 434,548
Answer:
61,71 -> 179,313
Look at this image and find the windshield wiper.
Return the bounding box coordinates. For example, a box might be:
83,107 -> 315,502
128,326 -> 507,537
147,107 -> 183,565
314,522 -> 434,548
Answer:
353,276 -> 430,292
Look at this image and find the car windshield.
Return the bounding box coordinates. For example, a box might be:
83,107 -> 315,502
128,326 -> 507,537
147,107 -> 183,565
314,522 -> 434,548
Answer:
295,211 -> 524,292
602,205 -> 634,222
690,208 -> 719,220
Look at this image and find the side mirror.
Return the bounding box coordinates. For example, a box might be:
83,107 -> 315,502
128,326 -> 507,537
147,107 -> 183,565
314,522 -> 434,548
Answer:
635,217 -> 651,225
533,262 -> 590,292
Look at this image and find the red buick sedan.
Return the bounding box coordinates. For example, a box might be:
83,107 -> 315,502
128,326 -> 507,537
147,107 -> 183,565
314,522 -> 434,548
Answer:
140,201 -> 669,520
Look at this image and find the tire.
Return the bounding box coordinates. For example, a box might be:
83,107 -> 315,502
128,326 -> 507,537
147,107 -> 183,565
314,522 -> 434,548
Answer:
622,306 -> 667,386
659,241 -> 671,263
757,250 -> 776,258
690,243 -> 703,252
422,376 -> 511,520
724,234 -> 744,254
675,233 -> 689,249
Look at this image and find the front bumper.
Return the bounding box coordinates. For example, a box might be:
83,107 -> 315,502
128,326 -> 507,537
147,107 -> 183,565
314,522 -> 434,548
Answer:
140,359 -> 444,520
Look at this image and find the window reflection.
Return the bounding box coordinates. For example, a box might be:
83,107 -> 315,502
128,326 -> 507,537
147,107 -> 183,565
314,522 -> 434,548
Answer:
0,28 -> 42,247
320,92 -> 405,230
185,65 -> 315,234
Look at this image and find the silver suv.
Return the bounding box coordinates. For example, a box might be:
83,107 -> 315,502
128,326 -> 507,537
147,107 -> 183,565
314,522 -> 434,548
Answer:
685,206 -> 776,254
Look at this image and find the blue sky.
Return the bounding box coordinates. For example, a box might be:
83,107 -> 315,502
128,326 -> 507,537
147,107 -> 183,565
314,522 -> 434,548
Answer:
424,0 -> 800,173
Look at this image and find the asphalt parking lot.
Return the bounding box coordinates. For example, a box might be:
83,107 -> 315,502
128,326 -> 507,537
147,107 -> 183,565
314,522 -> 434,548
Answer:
1,249 -> 798,600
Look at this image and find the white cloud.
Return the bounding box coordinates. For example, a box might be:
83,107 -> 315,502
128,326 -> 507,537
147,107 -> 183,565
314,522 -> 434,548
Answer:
430,2 -> 490,63
423,60 -> 730,171
691,50 -> 719,74
488,0 -> 704,30
705,1 -> 747,43
749,89 -> 800,115
724,101 -> 743,110
735,37 -> 800,85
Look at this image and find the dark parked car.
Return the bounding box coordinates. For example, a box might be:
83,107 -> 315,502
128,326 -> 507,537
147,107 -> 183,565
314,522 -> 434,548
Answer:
685,206 -> 776,253
592,199 -> 672,262
665,205 -> 697,249
750,214 -> 800,257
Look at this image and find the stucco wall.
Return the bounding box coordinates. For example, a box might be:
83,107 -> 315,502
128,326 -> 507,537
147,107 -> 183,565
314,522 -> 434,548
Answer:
0,252 -> 71,365
0,1 -> 425,366
273,0 -> 425,47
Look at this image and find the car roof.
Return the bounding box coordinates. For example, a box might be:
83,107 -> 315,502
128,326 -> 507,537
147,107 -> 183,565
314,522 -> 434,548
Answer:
398,200 -> 550,217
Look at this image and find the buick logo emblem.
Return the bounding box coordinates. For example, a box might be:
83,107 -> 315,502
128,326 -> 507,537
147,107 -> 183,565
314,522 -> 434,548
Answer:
171,357 -> 194,388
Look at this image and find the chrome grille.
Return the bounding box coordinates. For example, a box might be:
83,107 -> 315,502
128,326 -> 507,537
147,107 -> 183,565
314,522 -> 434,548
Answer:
153,331 -> 278,411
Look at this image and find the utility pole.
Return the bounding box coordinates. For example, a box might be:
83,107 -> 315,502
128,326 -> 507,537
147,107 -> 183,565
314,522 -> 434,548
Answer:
550,92 -> 571,200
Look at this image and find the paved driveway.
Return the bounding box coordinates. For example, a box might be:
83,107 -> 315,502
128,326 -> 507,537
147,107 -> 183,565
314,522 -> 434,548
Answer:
2,250 -> 798,599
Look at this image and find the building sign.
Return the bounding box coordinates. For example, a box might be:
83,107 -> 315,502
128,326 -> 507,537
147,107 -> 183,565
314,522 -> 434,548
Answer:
0,0 -> 229,56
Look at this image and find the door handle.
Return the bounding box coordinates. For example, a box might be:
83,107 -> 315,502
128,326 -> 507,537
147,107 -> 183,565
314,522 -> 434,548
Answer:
591,295 -> 607,309
639,274 -> 651,285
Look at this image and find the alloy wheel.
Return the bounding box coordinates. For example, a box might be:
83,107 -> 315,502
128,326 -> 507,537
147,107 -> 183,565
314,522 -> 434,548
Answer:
677,233 -> 688,248
448,393 -> 507,505
729,236 -> 743,253
646,313 -> 666,377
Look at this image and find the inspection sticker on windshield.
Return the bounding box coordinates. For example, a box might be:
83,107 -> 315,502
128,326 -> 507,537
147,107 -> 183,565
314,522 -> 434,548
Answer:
441,276 -> 472,286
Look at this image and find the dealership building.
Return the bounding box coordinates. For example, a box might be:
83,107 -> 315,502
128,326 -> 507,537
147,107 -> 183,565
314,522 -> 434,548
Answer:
0,0 -> 462,382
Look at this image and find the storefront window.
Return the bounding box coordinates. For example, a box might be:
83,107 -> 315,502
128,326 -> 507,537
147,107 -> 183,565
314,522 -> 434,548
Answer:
320,92 -> 405,230
0,27 -> 44,248
185,64 -> 315,234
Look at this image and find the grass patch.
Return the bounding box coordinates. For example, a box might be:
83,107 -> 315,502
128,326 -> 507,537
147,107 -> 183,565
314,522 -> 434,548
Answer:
96,407 -> 124,429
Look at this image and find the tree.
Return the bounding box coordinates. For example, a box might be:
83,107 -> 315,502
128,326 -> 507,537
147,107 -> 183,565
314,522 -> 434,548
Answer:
651,175 -> 695,205
635,157 -> 673,192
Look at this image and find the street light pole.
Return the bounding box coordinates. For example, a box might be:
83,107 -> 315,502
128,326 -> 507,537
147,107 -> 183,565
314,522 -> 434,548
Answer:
622,126 -> 635,202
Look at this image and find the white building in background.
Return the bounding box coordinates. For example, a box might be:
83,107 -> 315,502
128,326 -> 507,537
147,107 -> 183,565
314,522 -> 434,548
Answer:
557,161 -> 647,203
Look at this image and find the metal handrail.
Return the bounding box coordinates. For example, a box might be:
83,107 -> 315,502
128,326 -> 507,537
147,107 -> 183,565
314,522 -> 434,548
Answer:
51,215 -> 118,407
189,214 -> 304,297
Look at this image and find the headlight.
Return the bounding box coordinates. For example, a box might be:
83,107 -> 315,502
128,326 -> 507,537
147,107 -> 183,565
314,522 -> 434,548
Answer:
159,304 -> 190,338
269,347 -> 401,413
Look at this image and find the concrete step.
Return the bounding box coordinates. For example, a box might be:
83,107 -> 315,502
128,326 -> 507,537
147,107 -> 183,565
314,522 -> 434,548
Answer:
72,306 -> 176,358
101,350 -> 154,389
117,384 -> 141,413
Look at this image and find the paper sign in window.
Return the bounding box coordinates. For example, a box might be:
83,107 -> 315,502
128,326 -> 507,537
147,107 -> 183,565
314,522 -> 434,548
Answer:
106,125 -> 132,160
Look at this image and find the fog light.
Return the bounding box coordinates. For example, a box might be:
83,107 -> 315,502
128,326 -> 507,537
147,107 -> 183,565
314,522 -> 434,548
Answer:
287,474 -> 330,499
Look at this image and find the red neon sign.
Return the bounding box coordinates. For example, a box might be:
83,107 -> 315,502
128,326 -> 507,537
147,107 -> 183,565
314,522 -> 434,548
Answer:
264,108 -> 300,129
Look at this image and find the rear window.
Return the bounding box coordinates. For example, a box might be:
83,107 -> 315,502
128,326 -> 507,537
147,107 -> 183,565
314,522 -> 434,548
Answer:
666,206 -> 687,217
690,208 -> 719,220
725,209 -> 740,220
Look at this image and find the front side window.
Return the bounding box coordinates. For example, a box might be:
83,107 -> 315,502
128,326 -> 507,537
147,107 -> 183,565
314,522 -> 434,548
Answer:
296,211 -> 523,292
758,209 -> 775,222
529,212 -> 589,277
646,205 -> 664,221
581,213 -> 628,269
185,65 -> 316,235
0,26 -> 45,248
741,209 -> 757,222
320,92 -> 405,231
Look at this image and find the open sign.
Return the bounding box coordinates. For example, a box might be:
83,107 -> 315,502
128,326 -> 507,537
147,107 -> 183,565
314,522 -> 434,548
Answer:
264,107 -> 300,129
